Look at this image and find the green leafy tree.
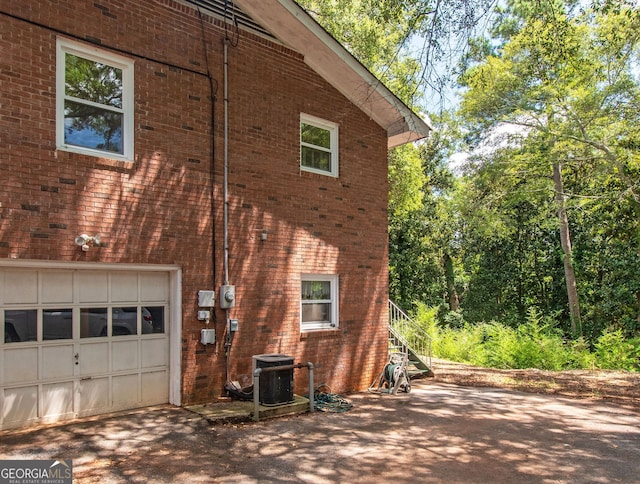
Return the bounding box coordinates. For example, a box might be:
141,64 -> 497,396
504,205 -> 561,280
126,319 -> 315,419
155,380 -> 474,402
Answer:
388,134 -> 457,311
298,0 -> 498,111
458,0 -> 640,337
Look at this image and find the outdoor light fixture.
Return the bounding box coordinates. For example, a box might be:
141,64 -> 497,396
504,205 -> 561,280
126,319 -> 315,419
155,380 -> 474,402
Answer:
74,234 -> 101,252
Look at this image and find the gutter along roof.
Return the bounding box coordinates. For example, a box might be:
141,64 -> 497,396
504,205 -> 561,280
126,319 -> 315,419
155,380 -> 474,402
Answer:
192,0 -> 432,148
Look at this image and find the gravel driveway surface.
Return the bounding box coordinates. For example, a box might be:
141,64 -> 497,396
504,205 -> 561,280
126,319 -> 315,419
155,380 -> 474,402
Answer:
1,381 -> 639,483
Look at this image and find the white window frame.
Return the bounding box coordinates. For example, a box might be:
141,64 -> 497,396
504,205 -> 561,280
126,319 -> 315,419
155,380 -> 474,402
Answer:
300,113 -> 339,177
300,274 -> 339,331
56,38 -> 134,161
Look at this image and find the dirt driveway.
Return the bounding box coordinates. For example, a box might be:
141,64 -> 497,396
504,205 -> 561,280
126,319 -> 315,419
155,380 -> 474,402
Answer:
1,380 -> 639,483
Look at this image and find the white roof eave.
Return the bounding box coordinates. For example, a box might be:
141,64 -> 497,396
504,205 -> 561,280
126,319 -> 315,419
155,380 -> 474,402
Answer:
234,0 -> 432,148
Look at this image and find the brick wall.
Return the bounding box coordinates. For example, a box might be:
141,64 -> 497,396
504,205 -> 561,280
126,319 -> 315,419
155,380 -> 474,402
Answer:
0,0 -> 390,404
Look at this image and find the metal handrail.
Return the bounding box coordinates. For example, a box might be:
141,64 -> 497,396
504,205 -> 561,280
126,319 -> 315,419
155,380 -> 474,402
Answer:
389,300 -> 432,371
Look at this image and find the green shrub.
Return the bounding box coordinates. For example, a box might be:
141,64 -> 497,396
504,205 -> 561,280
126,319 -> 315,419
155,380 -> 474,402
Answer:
594,328 -> 640,371
434,323 -> 486,364
566,337 -> 597,370
441,310 -> 465,328
512,308 -> 571,370
414,303 -> 638,372
430,308 -> 575,370
412,303 -> 440,337
481,322 -> 518,368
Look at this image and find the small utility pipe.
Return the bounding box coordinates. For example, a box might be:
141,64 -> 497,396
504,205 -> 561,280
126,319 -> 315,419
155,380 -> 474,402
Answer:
222,39 -> 232,386
223,39 -> 230,287
252,362 -> 315,422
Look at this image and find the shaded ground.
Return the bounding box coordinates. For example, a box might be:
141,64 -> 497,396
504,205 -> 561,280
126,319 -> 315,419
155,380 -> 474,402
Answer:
431,358 -> 640,408
1,374 -> 639,483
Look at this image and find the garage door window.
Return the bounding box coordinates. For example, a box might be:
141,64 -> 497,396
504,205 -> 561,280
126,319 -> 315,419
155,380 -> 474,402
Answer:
80,308 -> 108,338
4,310 -> 36,343
147,306 -> 165,334
43,309 -> 73,340
3,306 -> 164,342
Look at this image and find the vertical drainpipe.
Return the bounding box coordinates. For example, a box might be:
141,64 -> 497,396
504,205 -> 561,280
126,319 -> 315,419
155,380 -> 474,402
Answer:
223,38 -> 232,384
223,39 -> 230,289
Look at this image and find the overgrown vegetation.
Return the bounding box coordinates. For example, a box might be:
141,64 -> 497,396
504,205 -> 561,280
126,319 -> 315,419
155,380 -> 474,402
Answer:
297,0 -> 640,372
390,0 -> 640,365
414,303 -> 640,371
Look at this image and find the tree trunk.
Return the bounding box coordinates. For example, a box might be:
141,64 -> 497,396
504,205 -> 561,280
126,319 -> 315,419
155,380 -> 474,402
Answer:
553,161 -> 582,337
443,252 -> 460,312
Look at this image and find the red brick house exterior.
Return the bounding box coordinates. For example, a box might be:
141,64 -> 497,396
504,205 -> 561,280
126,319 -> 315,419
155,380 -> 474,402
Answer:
0,0 -> 429,429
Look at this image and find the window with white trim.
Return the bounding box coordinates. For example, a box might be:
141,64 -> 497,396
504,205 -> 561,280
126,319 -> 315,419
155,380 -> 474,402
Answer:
300,114 -> 338,177
57,38 -> 134,160
300,274 -> 339,331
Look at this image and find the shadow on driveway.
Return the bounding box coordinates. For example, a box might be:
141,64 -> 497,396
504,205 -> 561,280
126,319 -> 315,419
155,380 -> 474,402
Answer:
1,381 -> 639,483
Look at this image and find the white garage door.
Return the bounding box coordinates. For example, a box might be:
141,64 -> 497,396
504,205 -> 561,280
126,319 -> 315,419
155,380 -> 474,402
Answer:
1,267 -> 171,430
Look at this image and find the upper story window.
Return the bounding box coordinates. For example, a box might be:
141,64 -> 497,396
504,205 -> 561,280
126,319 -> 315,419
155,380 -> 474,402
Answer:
300,274 -> 339,331
300,114 -> 338,177
56,38 -> 134,160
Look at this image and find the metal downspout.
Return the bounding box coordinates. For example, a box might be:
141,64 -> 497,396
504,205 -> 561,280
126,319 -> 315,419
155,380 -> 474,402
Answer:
223,39 -> 233,385
223,40 -> 230,289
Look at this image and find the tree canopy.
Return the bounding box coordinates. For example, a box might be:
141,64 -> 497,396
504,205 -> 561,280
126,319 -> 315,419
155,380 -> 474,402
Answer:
456,0 -> 640,338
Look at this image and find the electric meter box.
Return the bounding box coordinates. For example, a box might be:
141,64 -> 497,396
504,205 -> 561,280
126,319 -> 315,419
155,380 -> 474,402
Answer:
220,285 -> 236,309
198,290 -> 215,307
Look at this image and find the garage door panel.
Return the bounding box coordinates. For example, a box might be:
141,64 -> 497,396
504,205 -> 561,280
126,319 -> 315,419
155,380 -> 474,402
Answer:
3,386 -> 38,424
112,340 -> 139,371
4,347 -> 38,384
141,338 -> 168,368
78,378 -> 109,413
142,371 -> 168,404
78,272 -> 108,303
42,382 -> 74,419
42,345 -> 75,380
111,272 -> 138,303
140,273 -> 168,301
3,270 -> 38,304
113,374 -> 139,406
79,342 -> 109,376
41,272 -> 74,304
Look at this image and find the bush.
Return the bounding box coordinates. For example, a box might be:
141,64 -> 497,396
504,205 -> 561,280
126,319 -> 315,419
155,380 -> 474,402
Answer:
436,323 -> 487,364
412,303 -> 440,337
417,304 -> 638,372
594,328 -> 640,371
441,310 -> 465,328
480,322 -> 518,368
566,337 -> 597,370
457,309 -> 570,370
515,308 -> 572,370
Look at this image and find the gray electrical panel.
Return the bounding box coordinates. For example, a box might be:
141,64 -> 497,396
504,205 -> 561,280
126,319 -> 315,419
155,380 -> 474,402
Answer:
198,290 -> 215,307
201,328 -> 215,345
